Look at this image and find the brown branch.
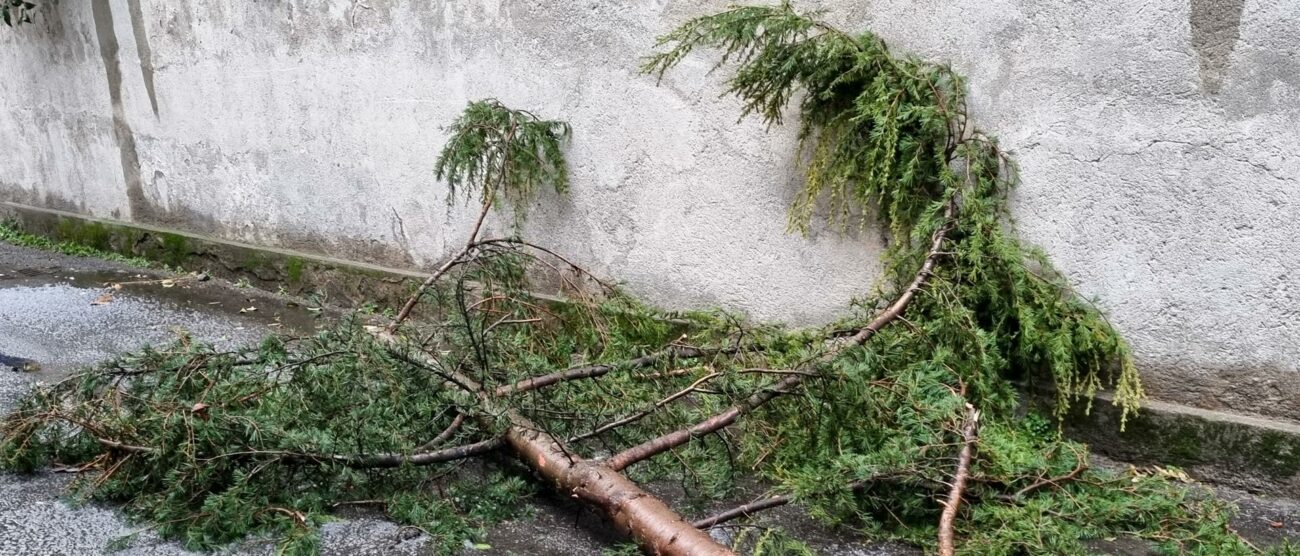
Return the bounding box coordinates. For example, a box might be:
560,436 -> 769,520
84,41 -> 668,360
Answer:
96,437 -> 156,454
416,413 -> 466,452
493,344 -> 713,396
207,439 -> 503,469
332,438 -> 504,468
389,189 -> 496,331
938,404 -> 980,556
604,372 -> 803,472
604,197 -> 958,472
693,494 -> 793,529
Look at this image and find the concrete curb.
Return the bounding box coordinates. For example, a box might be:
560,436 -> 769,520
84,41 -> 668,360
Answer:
1064,392 -> 1300,497
2,201 -> 424,309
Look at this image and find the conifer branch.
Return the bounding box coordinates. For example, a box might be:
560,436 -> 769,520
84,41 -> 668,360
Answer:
390,100 -> 570,330
371,330 -> 736,556
938,404 -> 980,556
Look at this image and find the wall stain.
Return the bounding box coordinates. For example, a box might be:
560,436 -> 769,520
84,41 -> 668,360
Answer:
1189,0 -> 1245,94
125,0 -> 159,116
91,0 -> 152,222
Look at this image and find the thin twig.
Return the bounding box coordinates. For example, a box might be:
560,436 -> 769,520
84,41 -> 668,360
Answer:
494,345 -> 715,396
1009,449 -> 1088,500
569,371 -> 723,443
415,413 -> 466,452
389,189 -> 496,330
938,404 -> 980,556
208,438 -> 504,469
604,196 -> 958,472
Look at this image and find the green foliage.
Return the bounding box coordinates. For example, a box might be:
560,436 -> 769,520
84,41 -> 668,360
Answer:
435,99 -> 572,225
0,324 -> 531,554
2,0 -> 35,27
644,0 -> 1142,422
0,220 -> 156,268
0,246 -> 1272,554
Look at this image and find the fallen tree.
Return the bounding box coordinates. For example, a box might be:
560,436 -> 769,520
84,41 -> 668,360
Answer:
0,3 -> 1281,555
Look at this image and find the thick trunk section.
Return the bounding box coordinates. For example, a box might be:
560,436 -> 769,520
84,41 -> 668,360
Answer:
505,419 -> 734,556
372,330 -> 735,555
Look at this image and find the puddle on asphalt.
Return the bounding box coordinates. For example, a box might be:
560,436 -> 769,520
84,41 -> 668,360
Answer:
0,267 -> 325,378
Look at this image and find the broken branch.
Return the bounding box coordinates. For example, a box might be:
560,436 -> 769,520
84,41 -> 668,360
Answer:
605,198 -> 957,472
373,330 -> 736,555
938,404 -> 980,556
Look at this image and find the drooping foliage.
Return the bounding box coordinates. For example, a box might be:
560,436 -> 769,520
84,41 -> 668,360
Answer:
643,1 -> 1142,423
435,98 -> 572,225
0,3 -> 1288,556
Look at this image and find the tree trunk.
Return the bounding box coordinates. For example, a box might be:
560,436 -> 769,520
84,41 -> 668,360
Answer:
372,330 -> 735,555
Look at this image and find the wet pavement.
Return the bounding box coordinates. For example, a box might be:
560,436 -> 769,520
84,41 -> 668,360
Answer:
0,242 -> 437,555
1,241 -> 1296,555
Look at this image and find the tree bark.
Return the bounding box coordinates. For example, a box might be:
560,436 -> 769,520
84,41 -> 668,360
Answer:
937,404 -> 980,556
377,195 -> 957,555
372,331 -> 735,556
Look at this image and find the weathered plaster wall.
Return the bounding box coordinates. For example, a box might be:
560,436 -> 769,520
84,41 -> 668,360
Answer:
1,1 -> 1296,421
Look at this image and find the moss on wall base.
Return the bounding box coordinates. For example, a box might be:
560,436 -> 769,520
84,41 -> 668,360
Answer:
2,202 -> 422,311
1062,392 -> 1300,496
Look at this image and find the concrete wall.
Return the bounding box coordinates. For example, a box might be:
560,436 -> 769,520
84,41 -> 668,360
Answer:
1,1 -> 1296,422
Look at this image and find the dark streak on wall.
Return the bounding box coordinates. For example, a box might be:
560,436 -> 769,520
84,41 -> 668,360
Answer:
125,0 -> 159,116
90,0 -> 151,222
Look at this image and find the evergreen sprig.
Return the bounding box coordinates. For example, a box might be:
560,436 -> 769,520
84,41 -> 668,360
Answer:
435,99 -> 571,225
643,0 -> 1142,422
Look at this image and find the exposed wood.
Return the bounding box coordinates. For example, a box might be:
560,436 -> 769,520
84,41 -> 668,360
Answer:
372,330 -> 736,556
938,404 -> 980,556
